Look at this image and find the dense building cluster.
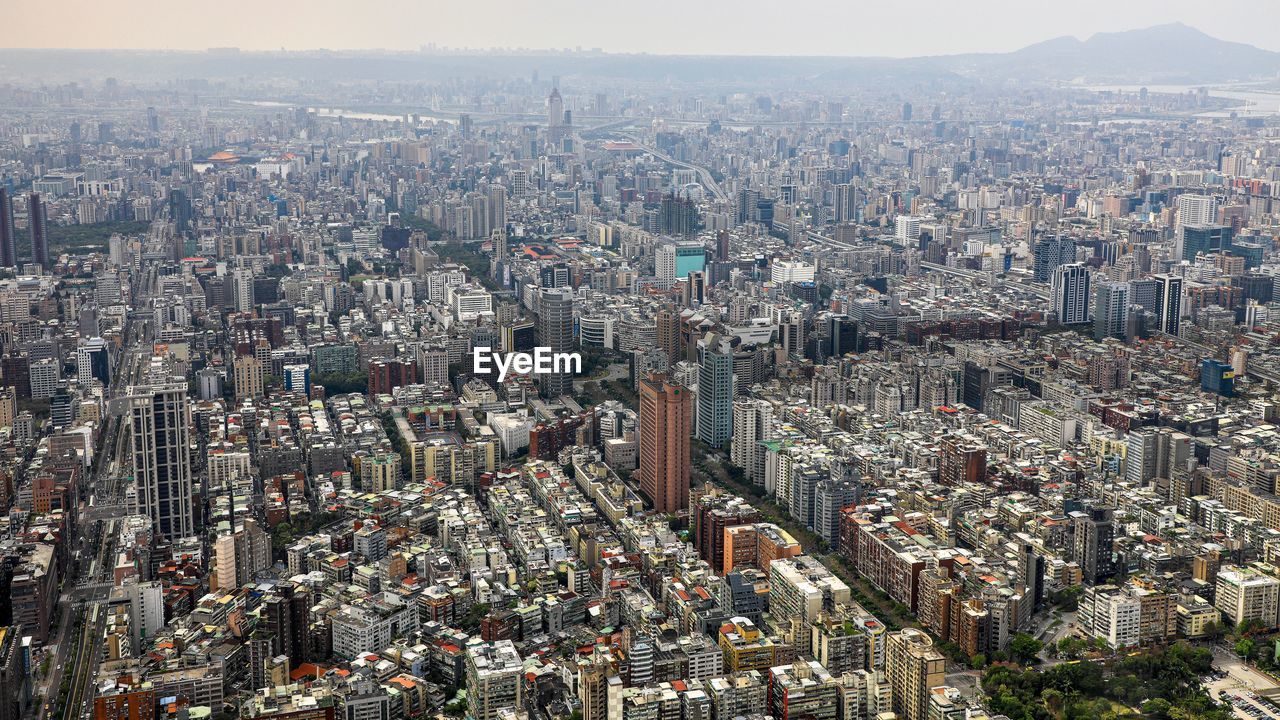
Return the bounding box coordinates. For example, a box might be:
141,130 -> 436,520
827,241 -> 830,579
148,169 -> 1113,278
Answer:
1,36 -> 1280,720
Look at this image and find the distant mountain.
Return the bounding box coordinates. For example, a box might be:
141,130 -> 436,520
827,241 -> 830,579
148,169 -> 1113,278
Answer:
939,23 -> 1280,84
0,23 -> 1275,87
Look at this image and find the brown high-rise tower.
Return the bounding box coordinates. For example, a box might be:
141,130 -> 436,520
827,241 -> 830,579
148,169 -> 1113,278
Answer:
638,374 -> 691,513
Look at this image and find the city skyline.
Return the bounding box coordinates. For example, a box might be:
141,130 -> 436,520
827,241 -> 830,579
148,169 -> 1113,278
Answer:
5,0 -> 1280,57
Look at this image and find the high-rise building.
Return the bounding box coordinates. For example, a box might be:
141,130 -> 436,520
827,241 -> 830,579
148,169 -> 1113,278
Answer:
659,193 -> 699,236
1050,263 -> 1091,325
638,374 -> 691,513
77,337 -> 111,387
655,240 -> 706,283
1176,194 -> 1217,227
537,287 -> 575,399
1033,236 -> 1075,282
0,188 -> 14,268
27,193 -> 47,269
233,354 -> 265,400
168,188 -> 193,236
129,381 -> 195,538
884,629 -> 945,720
1093,281 -> 1129,341
1155,274 -> 1183,336
1177,224 -> 1232,262
894,215 -> 925,243
466,640 -> 524,720
1215,566 -> 1280,629
547,88 -> 564,130
1072,507 -> 1115,585
696,334 -> 735,448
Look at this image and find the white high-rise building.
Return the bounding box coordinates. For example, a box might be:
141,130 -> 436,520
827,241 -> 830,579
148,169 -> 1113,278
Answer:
1050,263 -> 1092,325
894,215 -> 926,242
1176,194 -> 1217,227
232,268 -> 255,313
126,580 -> 164,649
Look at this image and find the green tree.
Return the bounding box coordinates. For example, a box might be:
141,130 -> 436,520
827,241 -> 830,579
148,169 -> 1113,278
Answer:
1236,638 -> 1255,660
1010,633 -> 1044,665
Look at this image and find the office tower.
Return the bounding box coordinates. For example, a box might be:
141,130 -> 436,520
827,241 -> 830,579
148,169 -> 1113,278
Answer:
1072,507 -> 1115,585
1154,274 -> 1183,336
536,287 -> 575,399
828,315 -> 858,358
547,88 -> 564,130
146,106 -> 160,133
834,184 -> 857,223
1050,263 -> 1091,325
1093,281 -> 1129,340
638,374 -> 691,513
77,337 -> 111,387
884,629 -> 945,720
1201,359 -> 1235,397
0,188 -> 13,268
1032,236 -> 1075,282
696,334 -> 735,448
1017,543 -> 1046,609
1176,193 -> 1217,226
467,640 -> 524,720
1177,223 -> 1232,262
901,102 -> 913,122
129,381 -> 195,538
168,188 -> 193,238
655,239 -> 706,283
27,193 -> 47,269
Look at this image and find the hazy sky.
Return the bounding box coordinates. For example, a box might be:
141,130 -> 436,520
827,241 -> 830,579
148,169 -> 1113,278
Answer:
6,0 -> 1280,56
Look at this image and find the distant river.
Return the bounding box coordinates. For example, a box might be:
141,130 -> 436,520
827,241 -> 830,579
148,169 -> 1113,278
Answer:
232,100 -> 457,124
1084,83 -> 1280,117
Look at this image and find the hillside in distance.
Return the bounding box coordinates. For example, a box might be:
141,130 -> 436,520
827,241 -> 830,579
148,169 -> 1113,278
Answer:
939,23 -> 1280,84
0,23 -> 1275,88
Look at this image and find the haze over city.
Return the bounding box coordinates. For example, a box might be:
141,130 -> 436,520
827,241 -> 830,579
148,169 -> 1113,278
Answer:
5,4 -> 1280,720
3,0 -> 1280,56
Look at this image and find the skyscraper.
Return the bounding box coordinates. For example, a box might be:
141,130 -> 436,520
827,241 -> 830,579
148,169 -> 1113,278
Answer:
537,286 -> 575,399
547,88 -> 564,130
638,374 -> 691,513
1050,263 -> 1091,325
27,193 -> 47,269
1033,236 -> 1075,282
1155,274 -> 1183,336
1073,507 -> 1115,585
129,381 -> 195,538
1093,281 -> 1129,341
697,333 -> 735,448
0,188 -> 14,268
